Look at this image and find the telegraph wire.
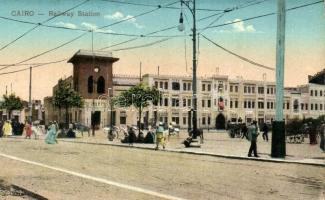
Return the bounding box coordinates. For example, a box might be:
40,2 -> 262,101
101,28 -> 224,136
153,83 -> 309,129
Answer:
0,16 -> 186,38
110,38 -> 172,52
204,0 -> 323,30
201,34 -> 274,71
0,59 -> 67,76
0,0 -> 89,52
0,0 -> 179,70
100,0 -> 225,12
100,0 -> 269,50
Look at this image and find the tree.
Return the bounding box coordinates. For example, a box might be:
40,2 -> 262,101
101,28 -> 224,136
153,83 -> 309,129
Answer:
0,94 -> 23,119
52,79 -> 84,127
115,83 -> 160,134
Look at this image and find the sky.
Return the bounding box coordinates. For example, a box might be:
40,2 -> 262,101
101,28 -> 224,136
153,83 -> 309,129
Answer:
0,0 -> 324,101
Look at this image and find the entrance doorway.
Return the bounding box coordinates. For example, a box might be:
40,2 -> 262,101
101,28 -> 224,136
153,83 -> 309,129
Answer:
215,113 -> 226,129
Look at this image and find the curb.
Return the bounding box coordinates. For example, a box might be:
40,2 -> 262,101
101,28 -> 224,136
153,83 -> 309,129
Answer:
58,139 -> 325,167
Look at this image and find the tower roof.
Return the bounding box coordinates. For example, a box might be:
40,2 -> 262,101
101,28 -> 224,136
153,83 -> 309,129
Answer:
68,49 -> 119,63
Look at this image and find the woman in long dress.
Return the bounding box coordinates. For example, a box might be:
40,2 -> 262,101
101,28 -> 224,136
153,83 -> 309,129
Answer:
2,121 -> 12,137
45,122 -> 58,144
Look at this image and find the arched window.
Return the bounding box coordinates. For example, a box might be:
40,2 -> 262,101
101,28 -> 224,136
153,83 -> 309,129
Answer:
88,76 -> 93,93
97,76 -> 105,94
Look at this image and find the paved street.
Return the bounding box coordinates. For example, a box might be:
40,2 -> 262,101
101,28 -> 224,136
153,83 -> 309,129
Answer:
0,136 -> 324,200
62,130 -> 325,164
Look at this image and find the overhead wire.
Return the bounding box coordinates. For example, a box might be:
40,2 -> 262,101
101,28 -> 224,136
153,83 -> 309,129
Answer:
100,0 -> 225,12
0,59 -> 67,76
203,0 -> 323,30
0,16 -> 186,38
0,0 -> 89,52
201,34 -> 274,71
0,0 -> 180,70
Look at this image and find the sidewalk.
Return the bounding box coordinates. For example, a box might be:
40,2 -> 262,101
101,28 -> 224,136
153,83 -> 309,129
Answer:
57,130 -> 325,167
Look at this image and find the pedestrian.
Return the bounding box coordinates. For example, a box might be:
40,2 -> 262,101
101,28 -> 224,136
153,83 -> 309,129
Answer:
128,126 -> 136,146
248,120 -> 259,157
262,123 -> 269,142
241,123 -> 248,139
155,122 -> 166,150
308,122 -> 317,145
320,122 -> 324,152
45,122 -> 58,144
2,120 -> 12,137
25,122 -> 32,139
0,120 -> 3,137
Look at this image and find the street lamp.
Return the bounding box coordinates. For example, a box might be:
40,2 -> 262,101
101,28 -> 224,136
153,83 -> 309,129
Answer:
92,66 -> 99,137
178,0 -> 199,144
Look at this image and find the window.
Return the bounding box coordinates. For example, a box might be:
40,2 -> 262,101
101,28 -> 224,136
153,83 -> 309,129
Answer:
183,117 -> 187,125
258,102 -> 264,109
320,104 -> 323,110
172,82 -> 180,90
315,90 -> 318,97
252,87 -> 255,94
310,90 -> 313,96
183,83 -> 186,91
320,90 -> 323,96
267,102 -> 270,109
305,103 -> 308,110
164,82 -> 168,89
267,88 -> 270,94
244,86 -> 247,93
187,83 -> 191,90
301,103 -> 304,110
208,117 -> 211,125
286,102 -> 289,110
154,81 -> 158,88
235,100 -> 238,108
315,104 -> 318,110
252,101 -> 255,109
88,76 -> 93,93
202,100 -> 205,107
172,117 -> 179,124
202,117 -> 206,125
187,99 -> 191,107
248,101 -> 251,108
97,76 -> 105,94
159,82 -> 163,89
311,103 -> 313,110
207,84 -> 211,91
172,98 -> 179,107
183,99 -> 186,107
202,84 -> 206,91
235,86 -> 238,92
248,87 -> 251,93
207,100 -> 211,108
293,100 -> 299,112
230,101 -> 233,108
244,101 -> 247,108
164,98 -> 168,106
230,85 -> 233,92
258,87 -> 264,94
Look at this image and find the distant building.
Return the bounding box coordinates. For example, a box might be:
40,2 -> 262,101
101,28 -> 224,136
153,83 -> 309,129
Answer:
44,56 -> 324,130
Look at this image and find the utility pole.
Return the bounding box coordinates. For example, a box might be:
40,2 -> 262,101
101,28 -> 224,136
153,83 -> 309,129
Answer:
272,0 -> 286,158
29,66 -> 32,123
178,0 -> 199,146
192,0 -> 198,139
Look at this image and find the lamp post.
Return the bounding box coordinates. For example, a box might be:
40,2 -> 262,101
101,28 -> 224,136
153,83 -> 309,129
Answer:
92,66 -> 99,137
178,0 -> 199,141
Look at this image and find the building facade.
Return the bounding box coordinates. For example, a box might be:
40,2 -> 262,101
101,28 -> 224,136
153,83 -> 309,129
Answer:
44,53 -> 324,130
